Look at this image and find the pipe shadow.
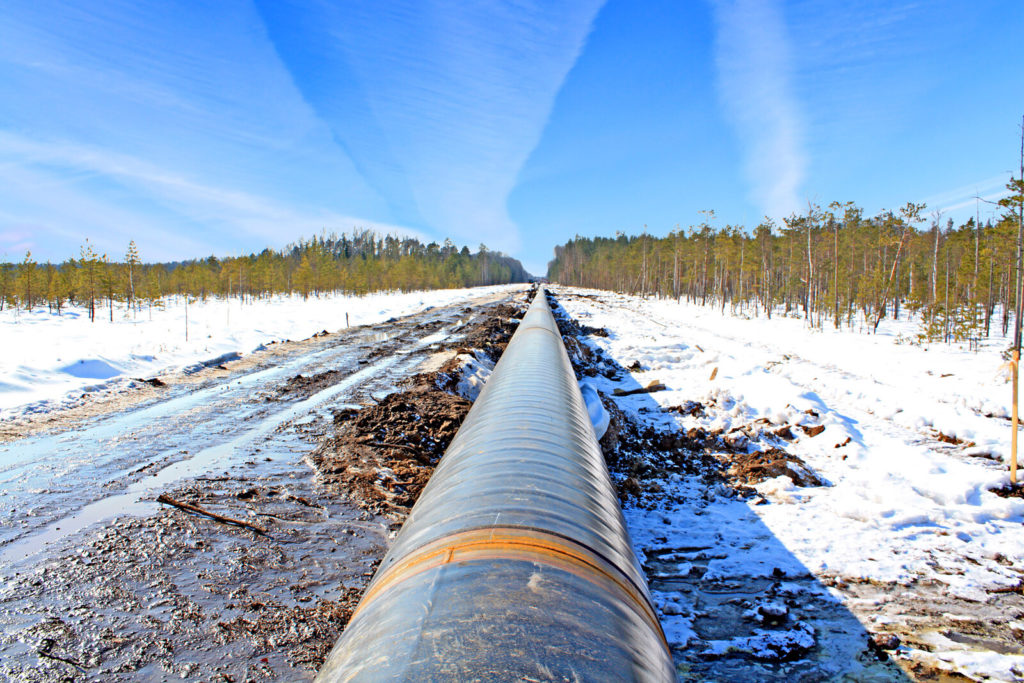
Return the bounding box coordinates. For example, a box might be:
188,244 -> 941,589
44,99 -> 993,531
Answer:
546,291 -> 910,682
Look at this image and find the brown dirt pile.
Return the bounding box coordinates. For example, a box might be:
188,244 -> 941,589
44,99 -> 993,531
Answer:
311,383 -> 471,517
447,302 -> 524,362
311,296 -> 529,518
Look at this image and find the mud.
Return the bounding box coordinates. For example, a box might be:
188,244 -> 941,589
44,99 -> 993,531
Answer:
824,575 -> 1024,681
275,370 -> 347,400
0,471 -> 388,682
0,326 -> 347,444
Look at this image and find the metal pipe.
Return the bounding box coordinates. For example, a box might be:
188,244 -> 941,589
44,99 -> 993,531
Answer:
316,288 -> 674,682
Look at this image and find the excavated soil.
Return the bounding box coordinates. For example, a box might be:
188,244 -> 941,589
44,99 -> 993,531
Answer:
309,295 -> 529,520
442,302 -> 525,362
275,370 -> 348,399
311,383 -> 472,517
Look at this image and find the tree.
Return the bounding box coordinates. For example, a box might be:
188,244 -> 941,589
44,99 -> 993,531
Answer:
872,202 -> 924,332
125,240 -> 140,318
999,114 -> 1024,486
78,240 -> 100,322
98,253 -> 117,322
18,251 -> 37,311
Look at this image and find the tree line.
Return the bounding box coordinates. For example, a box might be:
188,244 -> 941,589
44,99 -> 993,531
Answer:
1,229 -> 529,321
548,178 -> 1024,344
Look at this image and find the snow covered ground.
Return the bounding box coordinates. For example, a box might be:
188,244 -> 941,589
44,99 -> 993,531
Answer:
0,285 -> 519,418
556,287 -> 1024,681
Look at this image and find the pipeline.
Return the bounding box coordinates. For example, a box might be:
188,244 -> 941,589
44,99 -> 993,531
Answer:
316,288 -> 675,682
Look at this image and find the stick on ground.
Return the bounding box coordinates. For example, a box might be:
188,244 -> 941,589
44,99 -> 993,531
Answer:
613,380 -> 667,397
156,494 -> 267,534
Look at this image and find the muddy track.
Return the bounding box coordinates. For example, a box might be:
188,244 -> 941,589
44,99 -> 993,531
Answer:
0,287 -> 531,682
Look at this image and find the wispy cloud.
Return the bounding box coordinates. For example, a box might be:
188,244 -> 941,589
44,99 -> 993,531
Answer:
0,133 -> 426,261
923,174 -> 1013,217
1,1 -> 603,262
0,0 -> 397,261
256,0 -> 605,254
709,0 -> 805,219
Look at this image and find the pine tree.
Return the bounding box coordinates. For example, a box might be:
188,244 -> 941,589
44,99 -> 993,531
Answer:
125,240 -> 140,318
18,251 -> 37,311
78,241 -> 100,322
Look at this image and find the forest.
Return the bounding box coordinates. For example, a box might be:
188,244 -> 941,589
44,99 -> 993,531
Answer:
1,229 -> 529,321
548,179 -> 1024,345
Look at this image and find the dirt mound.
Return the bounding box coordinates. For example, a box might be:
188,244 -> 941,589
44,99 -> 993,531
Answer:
311,296 -> 528,518
451,303 -> 523,362
312,384 -> 471,517
597,393 -> 720,505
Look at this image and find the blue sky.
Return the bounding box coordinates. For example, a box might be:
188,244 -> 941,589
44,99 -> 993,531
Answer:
1,0 -> 1021,275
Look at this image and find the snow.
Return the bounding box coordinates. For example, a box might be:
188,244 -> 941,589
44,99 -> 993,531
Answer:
454,351 -> 494,401
579,379 -> 610,439
0,286 -> 519,418
556,287 -> 1024,681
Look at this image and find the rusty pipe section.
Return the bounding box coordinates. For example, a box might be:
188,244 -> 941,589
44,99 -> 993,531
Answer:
316,288 -> 674,682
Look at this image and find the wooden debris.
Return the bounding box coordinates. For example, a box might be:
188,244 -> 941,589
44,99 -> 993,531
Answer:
157,494 -> 267,535
709,367 -> 718,381
801,424 -> 826,437
37,639 -> 85,672
613,380 -> 667,397
667,401 -> 704,417
285,493 -> 323,509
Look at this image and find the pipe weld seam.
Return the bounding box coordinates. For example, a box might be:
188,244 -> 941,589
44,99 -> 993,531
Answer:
351,526 -> 669,652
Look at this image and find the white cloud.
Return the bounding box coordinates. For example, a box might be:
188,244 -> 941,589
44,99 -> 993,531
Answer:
920,174 -> 1012,216
0,133 -> 427,261
258,0 -> 606,256
709,0 -> 806,219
